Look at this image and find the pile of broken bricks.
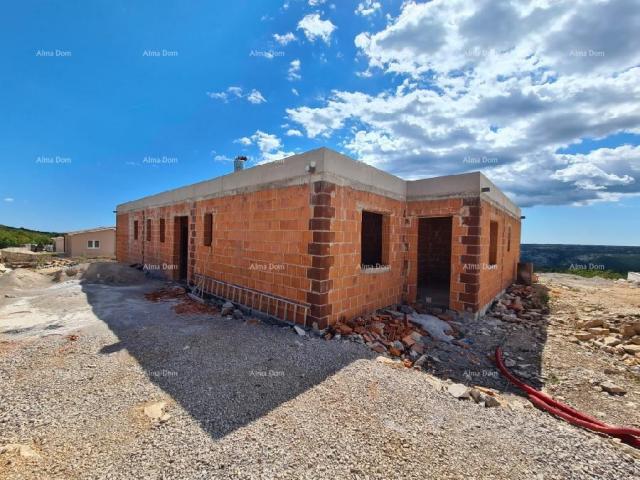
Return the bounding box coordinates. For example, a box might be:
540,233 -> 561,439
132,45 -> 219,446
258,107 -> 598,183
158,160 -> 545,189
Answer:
145,286 -> 219,316
321,305 -> 461,368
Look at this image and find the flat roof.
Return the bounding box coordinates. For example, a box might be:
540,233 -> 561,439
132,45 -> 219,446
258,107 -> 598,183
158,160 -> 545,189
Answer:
65,226 -> 115,236
117,147 -> 520,217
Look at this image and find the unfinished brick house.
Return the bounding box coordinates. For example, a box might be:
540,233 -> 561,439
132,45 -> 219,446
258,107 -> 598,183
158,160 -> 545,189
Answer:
116,148 -> 521,329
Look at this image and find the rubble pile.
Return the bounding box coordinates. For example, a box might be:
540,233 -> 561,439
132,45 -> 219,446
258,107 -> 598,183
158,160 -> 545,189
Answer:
571,313 -> 640,366
322,307 -> 459,366
0,249 -> 75,269
487,284 -> 549,324
145,286 -> 218,316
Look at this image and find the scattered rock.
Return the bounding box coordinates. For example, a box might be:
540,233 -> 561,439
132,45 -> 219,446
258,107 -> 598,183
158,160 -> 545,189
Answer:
620,324 -> 637,338
588,327 -> 609,336
622,344 -> 640,355
0,443 -> 41,460
375,356 -> 404,369
448,383 -> 470,399
144,401 -> 171,422
293,325 -> 306,336
484,395 -> 501,408
577,319 -> 604,329
600,381 -> 626,395
602,336 -> 621,347
575,332 -> 595,341
413,355 -> 428,369
220,302 -> 234,316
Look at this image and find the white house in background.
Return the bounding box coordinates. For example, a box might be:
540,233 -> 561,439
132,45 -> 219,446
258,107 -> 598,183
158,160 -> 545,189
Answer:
59,227 -> 116,258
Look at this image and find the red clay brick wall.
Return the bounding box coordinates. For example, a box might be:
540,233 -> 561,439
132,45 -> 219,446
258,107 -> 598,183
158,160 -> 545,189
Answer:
116,205 -> 189,278
192,185 -> 312,308
406,196 -> 521,314
138,204 -> 189,279
477,199 -> 521,310
116,184 -> 520,326
326,184 -> 406,326
118,211 -> 146,267
118,185 -> 313,323
115,212 -> 130,263
406,198 -> 470,312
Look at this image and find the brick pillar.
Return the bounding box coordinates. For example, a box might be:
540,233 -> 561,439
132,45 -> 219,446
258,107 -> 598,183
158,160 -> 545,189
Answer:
188,202 -> 197,285
459,196 -> 481,312
307,181 -> 335,329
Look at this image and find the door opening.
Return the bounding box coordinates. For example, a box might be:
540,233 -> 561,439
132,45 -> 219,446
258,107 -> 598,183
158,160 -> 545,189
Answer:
174,216 -> 189,282
417,217 -> 452,308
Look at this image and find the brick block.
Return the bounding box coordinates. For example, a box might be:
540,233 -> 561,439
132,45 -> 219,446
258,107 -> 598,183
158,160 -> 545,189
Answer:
313,181 -> 336,194
310,193 -> 332,206
311,255 -> 334,269
313,206 -> 336,219
308,242 -> 330,256
309,218 -> 331,231
307,267 -> 330,281
313,231 -> 335,243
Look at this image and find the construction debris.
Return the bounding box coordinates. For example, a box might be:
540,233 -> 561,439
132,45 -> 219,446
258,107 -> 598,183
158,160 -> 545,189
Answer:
145,286 -> 218,316
0,248 -> 78,269
488,284 -> 549,323
322,309 -> 447,366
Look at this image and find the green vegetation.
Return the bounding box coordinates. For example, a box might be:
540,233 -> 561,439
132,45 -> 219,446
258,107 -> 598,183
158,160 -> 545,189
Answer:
0,225 -> 61,249
522,244 -> 640,277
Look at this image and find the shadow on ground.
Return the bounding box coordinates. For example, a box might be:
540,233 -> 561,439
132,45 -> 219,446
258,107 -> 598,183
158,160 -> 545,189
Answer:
80,262 -> 552,442
80,269 -> 373,440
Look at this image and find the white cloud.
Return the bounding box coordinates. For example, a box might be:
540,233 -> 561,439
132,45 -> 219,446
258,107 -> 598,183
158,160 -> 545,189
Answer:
237,131 -> 295,163
213,154 -> 232,162
207,86 -> 266,105
286,129 -> 303,137
288,59 -> 301,81
297,13 -> 336,44
308,0 -> 326,5
286,0 -> 640,206
226,86 -> 243,98
355,0 -> 381,16
273,32 -> 297,45
3,197 -> 14,203
291,88 -> 299,96
247,89 -> 267,104
206,92 -> 229,101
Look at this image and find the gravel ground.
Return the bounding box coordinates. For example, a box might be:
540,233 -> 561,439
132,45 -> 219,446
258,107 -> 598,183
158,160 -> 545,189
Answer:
1,267 -> 639,479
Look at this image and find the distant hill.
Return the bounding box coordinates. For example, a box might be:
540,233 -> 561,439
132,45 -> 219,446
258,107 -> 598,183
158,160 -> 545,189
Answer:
0,225 -> 62,249
521,244 -> 640,277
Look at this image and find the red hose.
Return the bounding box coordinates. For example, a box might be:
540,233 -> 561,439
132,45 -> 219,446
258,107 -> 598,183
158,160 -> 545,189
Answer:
495,347 -> 640,448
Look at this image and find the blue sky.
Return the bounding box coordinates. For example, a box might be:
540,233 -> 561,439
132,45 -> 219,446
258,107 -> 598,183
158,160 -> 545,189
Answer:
0,0 -> 638,245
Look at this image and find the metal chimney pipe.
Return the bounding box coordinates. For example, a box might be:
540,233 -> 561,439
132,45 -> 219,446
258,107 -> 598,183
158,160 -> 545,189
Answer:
234,155 -> 247,172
